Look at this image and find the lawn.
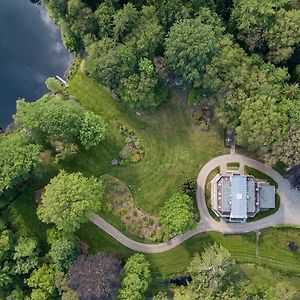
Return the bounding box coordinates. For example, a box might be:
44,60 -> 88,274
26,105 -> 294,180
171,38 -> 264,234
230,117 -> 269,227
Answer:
79,224 -> 300,277
205,167 -> 221,221
5,190 -> 300,279
245,166 -> 278,188
65,71 -> 227,216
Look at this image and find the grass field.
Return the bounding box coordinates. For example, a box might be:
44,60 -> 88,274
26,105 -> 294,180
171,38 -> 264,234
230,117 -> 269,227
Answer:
77,223 -> 300,277
65,71 -> 227,215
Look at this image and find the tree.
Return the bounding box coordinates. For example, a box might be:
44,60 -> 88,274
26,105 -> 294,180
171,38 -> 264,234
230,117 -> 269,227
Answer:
60,20 -> 82,52
231,0 -> 289,52
38,171 -> 103,233
13,95 -> 84,145
119,254 -> 151,300
68,254 -> 122,299
236,95 -> 291,154
150,0 -> 189,29
188,244 -> 235,297
67,0 -> 98,47
13,236 -> 39,275
165,8 -> 223,85
125,5 -> 165,59
45,77 -> 62,93
113,3 -> 139,41
159,193 -> 196,236
26,264 -> 57,300
47,229 -> 79,272
0,229 -> 13,262
287,166 -> 300,190
79,111 -> 106,150
0,132 -> 40,197
266,9 -> 300,63
84,38 -> 137,88
203,36 -> 289,128
117,73 -> 159,109
95,1 -> 116,38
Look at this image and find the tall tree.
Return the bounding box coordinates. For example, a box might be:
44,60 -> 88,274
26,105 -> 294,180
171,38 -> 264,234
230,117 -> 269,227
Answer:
0,132 -> 40,197
37,171 -> 103,233
67,0 -> 98,46
165,8 -> 223,85
14,95 -> 84,145
113,3 -> 139,41
95,0 -> 116,38
266,9 -> 300,63
231,0 -> 289,52
125,5 -> 165,59
26,264 -> 57,300
84,38 -> 137,88
13,236 -> 39,275
79,111 -> 106,150
203,36 -> 289,128
236,95 -> 291,153
68,254 -> 122,299
119,254 -> 151,300
159,193 -> 196,236
47,229 -> 79,272
188,244 -> 235,297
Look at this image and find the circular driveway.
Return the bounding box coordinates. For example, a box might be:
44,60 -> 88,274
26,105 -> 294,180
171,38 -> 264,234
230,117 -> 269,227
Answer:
90,154 -> 300,253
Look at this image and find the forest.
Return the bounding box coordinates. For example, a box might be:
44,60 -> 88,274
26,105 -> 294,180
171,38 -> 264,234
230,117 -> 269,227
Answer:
1,0 -> 300,299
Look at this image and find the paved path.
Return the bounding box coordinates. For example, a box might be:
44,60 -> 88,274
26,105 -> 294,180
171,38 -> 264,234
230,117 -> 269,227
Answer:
90,154 -> 300,253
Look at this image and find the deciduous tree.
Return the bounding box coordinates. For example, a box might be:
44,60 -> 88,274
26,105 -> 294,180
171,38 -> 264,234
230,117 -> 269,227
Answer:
79,111 -> 106,150
68,254 -> 122,299
0,132 -> 40,197
38,171 -> 103,233
159,193 -> 196,236
165,8 -> 223,85
84,38 -> 137,88
119,254 -> 151,300
188,244 -> 235,297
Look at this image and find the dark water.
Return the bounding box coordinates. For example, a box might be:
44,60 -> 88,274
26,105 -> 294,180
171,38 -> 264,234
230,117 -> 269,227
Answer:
0,0 -> 72,129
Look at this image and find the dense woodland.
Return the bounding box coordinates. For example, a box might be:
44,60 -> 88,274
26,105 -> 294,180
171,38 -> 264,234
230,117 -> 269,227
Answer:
1,0 -> 300,298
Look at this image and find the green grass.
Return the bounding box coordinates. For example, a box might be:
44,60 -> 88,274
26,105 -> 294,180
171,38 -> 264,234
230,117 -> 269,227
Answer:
227,162 -> 240,170
2,188 -> 51,252
239,264 -> 300,296
205,167 -> 221,221
245,166 -> 278,188
80,225 -> 300,277
65,71 -> 227,215
248,193 -> 280,222
4,186 -> 300,279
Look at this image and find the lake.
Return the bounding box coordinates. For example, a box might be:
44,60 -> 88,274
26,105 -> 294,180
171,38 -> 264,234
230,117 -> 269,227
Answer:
0,0 -> 72,129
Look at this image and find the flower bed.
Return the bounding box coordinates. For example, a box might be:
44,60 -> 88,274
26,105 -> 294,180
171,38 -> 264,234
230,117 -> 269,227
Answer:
118,125 -> 144,166
101,175 -> 164,241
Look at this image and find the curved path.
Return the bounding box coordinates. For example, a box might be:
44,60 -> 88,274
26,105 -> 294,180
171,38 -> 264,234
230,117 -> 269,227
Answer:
91,154 -> 300,253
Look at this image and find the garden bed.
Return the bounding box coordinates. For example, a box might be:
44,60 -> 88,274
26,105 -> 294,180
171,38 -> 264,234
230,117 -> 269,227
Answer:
117,125 -> 144,166
101,175 -> 165,242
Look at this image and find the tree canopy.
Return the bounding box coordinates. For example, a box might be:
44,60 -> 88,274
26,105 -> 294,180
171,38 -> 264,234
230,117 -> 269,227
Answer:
119,254 -> 151,300
37,170 -> 103,233
159,193 -> 196,236
0,132 -> 40,197
68,254 -> 122,299
165,9 -> 224,85
13,95 -> 106,150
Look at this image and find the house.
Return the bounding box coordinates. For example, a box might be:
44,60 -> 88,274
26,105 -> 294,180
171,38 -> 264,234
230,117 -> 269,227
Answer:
211,171 -> 275,222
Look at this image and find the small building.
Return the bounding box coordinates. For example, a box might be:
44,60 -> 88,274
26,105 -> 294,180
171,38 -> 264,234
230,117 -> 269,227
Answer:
211,172 -> 275,222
